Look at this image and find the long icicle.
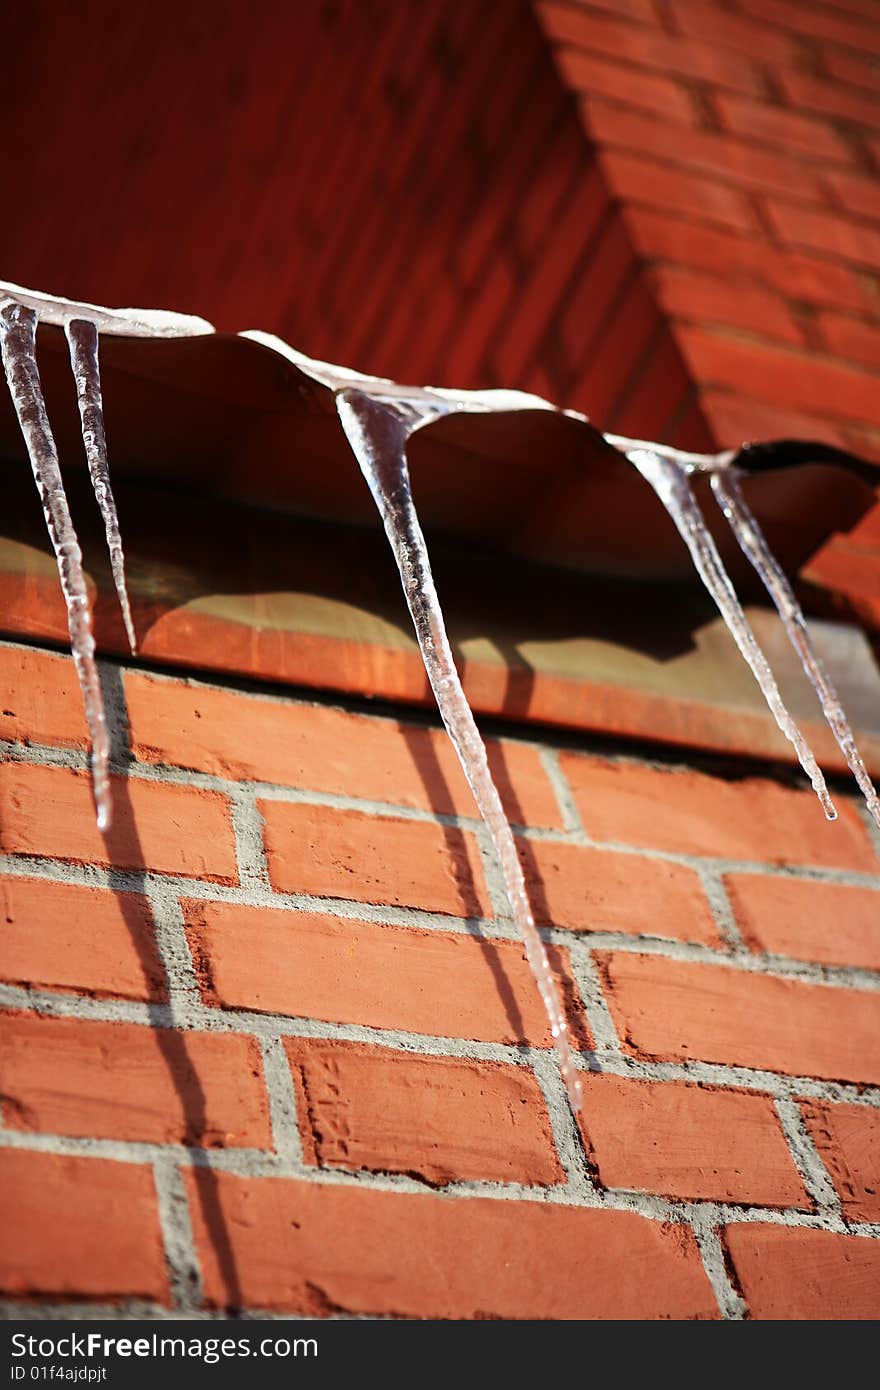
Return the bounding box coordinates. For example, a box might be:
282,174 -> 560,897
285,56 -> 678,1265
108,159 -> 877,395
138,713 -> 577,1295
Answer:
337,388 -> 584,1111
629,448 -> 837,820
0,299 -> 112,829
66,317 -> 137,653
711,467 -> 880,829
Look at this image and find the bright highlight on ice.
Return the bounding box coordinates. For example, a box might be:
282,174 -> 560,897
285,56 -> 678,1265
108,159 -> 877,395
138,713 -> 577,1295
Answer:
337,387 -> 584,1112
0,299 -> 115,832
1,284 -> 878,1108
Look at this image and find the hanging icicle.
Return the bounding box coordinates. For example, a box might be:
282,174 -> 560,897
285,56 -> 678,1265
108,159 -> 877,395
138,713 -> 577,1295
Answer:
337,386 -> 585,1112
0,299 -> 113,830
628,447 -> 838,821
66,317 -> 137,655
2,280 -> 878,1115
710,467 -> 880,830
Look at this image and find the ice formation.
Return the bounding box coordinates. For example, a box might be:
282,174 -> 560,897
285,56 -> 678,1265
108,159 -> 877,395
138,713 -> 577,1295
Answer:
0,298 -> 113,830
711,468 -> 880,828
2,280 -> 878,1103
0,284 -> 211,830
66,318 -> 137,655
628,448 -> 838,821
337,387 -> 583,1109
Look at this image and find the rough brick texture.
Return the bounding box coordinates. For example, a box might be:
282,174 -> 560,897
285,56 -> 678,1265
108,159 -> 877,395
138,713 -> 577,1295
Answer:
186,1171 -> 717,1318
0,761 -> 236,881
0,875 -> 165,1001
259,801 -> 491,917
601,952 -> 880,1084
184,901 -> 579,1049
803,1102 -> 880,1224
561,752 -> 876,870
0,1012 -> 270,1148
576,1074 -> 806,1207
0,1149 -> 168,1303
285,1039 -> 564,1187
725,1225 -> 880,1320
726,873 -> 880,970
1,638 -> 878,1319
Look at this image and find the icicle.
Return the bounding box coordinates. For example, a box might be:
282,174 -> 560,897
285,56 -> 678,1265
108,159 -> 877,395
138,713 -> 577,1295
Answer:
629,448 -> 837,821
0,299 -> 112,830
337,387 -> 584,1112
711,468 -> 880,829
66,318 -> 137,654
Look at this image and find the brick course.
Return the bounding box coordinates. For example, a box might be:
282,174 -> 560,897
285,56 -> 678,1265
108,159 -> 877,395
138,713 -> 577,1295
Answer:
1,639 -> 878,1319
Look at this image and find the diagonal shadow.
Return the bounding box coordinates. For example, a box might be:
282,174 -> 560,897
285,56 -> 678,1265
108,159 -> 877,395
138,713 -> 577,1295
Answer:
399,720 -> 529,1047
485,735 -> 595,1064
98,663 -> 243,1313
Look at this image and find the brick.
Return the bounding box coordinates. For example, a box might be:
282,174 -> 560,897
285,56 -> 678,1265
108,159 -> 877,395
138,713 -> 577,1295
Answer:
536,3 -> 764,96
260,800 -> 490,918
185,901 -> 584,1048
725,1225 -> 880,1319
0,1149 -> 167,1302
779,71 -> 880,135
726,873 -> 880,971
570,274 -> 663,424
610,331 -> 691,437
454,64 -> 565,288
285,1038 -> 563,1186
806,540 -> 880,631
560,753 -> 876,870
0,762 -> 237,881
844,496 -> 880,547
444,254 -> 516,385
584,100 -> 825,202
518,837 -> 720,945
842,425 -> 880,467
824,48 -> 880,94
560,211 -> 637,365
803,1102 -> 880,1222
577,1074 -> 806,1206
625,206 -> 877,315
185,1168 -> 717,1316
699,388 -> 854,453
600,951 -> 880,1084
714,94 -> 854,165
652,265 -> 804,345
0,642 -> 88,749
0,875 -> 165,1001
125,671 -> 561,828
556,47 -> 695,124
600,148 -> 757,233
767,199 -> 880,270
817,312 -> 880,371
824,170 -> 880,226
736,0 -> 880,60
668,394 -> 716,452
666,0 -> 801,65
0,1012 -> 270,1147
514,124 -> 585,260
493,169 -> 608,382
679,326 -> 880,430
571,0 -> 658,21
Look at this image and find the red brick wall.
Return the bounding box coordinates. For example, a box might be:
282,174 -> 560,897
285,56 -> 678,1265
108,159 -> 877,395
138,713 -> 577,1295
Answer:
2,0 -> 876,453
4,0 -> 879,618
533,0 -> 880,620
1,639 -> 879,1319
